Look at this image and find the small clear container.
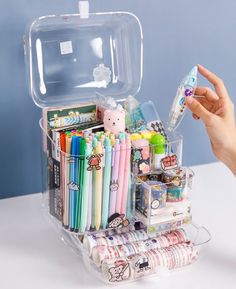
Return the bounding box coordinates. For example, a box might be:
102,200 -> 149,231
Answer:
131,130 -> 183,176
134,167 -> 194,234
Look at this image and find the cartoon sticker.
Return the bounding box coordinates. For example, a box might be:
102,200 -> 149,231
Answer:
87,154 -> 103,171
108,263 -> 130,282
108,213 -> 130,229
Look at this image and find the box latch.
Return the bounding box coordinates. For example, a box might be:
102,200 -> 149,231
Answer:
78,1 -> 89,19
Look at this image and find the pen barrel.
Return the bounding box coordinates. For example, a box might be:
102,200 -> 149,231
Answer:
80,147 -> 92,232
115,145 -> 126,213
109,145 -> 120,216
121,147 -> 131,215
102,148 -> 112,229
95,168 -> 103,230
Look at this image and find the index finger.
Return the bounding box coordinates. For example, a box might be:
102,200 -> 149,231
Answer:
198,64 -> 229,100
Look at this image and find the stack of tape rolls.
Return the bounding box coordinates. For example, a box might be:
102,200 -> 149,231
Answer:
101,242 -> 198,283
83,228 -> 199,283
92,229 -> 189,266
83,229 -> 149,256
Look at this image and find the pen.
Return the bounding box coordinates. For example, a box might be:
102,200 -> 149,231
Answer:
95,141 -> 103,230
80,143 -> 92,232
102,137 -> 112,229
121,134 -> 131,215
116,134 -> 127,213
64,134 -> 72,228
75,138 -> 86,231
109,139 -> 120,216
91,138 -> 97,229
87,166 -> 93,231
69,135 -> 79,230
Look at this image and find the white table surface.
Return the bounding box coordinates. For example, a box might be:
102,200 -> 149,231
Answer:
0,162 -> 236,289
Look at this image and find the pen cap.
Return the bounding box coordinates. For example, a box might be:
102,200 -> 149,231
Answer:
150,134 -> 165,154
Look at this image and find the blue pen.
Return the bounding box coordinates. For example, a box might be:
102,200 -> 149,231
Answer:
69,136 -> 79,230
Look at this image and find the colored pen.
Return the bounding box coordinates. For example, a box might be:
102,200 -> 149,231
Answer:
69,135 -> 79,230
64,134 -> 72,228
102,137 -> 112,229
80,143 -> 92,232
91,138 -> 97,228
109,139 -> 120,216
95,141 -> 103,230
75,138 -> 86,230
116,134 -> 126,213
87,167 -> 93,231
121,134 -> 131,215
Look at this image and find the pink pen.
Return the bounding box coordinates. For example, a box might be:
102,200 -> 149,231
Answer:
115,135 -> 126,214
109,139 -> 120,216
121,135 -> 131,215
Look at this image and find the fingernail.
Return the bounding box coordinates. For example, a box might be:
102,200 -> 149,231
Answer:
186,96 -> 193,104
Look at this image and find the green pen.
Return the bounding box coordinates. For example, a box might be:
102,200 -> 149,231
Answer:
91,138 -> 97,229
74,137 -> 86,231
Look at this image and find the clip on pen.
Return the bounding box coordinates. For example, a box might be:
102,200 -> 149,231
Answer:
168,66 -> 198,131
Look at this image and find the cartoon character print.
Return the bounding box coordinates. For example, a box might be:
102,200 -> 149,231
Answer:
184,85 -> 194,97
139,162 -> 150,174
141,146 -> 149,160
144,238 -> 157,250
108,263 -> 129,282
110,180 -> 119,192
108,213 -> 129,229
133,149 -> 142,162
68,182 -> 79,191
87,154 -> 103,171
161,154 -> 178,171
135,256 -> 151,273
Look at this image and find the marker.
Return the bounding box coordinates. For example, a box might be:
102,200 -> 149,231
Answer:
168,66 -> 198,131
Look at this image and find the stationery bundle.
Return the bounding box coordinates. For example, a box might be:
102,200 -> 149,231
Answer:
25,2 -> 210,283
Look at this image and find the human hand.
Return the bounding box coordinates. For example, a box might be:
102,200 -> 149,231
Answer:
186,64 -> 236,176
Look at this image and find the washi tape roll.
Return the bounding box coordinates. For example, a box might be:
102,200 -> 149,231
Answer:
83,229 -> 149,255
162,167 -> 186,202
102,258 -> 132,283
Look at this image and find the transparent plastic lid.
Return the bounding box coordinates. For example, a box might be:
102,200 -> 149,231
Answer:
25,12 -> 143,107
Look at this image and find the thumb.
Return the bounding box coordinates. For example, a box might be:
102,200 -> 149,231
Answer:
186,96 -> 212,124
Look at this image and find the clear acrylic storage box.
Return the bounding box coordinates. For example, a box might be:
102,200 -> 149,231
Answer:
24,2 -> 211,284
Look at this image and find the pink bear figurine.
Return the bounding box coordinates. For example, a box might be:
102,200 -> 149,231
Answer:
103,104 -> 126,135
